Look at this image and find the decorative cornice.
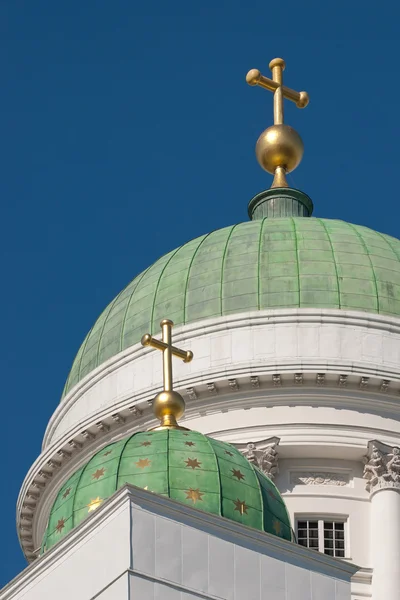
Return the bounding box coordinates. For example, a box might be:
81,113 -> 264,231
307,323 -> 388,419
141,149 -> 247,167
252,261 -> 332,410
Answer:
363,440 -> 400,494
232,436 -> 280,478
47,308 -> 400,448
17,369 -> 400,562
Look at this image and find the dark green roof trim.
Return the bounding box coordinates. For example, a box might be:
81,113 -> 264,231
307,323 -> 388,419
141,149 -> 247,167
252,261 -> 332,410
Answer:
248,187 -> 314,220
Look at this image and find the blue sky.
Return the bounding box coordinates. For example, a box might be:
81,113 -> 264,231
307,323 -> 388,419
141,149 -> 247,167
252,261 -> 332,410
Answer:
1,0 -> 400,586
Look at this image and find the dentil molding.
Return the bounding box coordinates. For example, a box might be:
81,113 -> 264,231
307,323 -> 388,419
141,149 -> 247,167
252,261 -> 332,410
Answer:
45,308 -> 400,448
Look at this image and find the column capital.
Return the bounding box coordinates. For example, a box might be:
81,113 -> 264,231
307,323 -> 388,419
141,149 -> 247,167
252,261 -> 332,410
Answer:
232,437 -> 280,479
363,440 -> 400,494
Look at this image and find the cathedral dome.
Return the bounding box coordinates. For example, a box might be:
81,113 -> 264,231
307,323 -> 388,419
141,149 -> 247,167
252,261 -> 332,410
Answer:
42,428 -> 291,551
63,213 -> 400,396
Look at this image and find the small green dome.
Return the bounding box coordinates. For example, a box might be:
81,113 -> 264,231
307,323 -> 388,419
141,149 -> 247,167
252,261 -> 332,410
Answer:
64,216 -> 400,396
42,429 -> 291,551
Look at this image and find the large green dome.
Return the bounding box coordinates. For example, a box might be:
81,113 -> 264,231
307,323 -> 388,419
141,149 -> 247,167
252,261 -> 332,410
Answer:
42,429 -> 291,551
64,215 -> 400,396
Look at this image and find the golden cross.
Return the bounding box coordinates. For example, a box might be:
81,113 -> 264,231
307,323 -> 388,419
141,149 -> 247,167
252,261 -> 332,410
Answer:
246,58 -> 309,125
141,319 -> 193,393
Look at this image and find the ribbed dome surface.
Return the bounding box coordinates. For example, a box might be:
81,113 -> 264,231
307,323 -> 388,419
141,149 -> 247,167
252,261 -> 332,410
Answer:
42,429 -> 291,551
64,217 -> 400,396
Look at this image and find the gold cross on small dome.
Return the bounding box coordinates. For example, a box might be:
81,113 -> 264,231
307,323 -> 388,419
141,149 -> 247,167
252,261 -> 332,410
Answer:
141,319 -> 193,430
246,58 -> 309,188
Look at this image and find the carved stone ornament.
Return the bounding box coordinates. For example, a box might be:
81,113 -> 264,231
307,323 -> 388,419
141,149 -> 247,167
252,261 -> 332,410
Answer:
363,440 -> 400,494
232,437 -> 280,479
290,472 -> 349,486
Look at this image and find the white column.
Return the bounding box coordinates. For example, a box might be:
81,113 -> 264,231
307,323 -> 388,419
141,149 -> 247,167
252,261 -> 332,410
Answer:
364,441 -> 400,600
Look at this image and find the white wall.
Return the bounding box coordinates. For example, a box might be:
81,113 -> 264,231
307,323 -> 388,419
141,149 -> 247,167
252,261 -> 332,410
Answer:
2,487 -> 357,600
0,500 -> 131,600
128,486 -> 357,600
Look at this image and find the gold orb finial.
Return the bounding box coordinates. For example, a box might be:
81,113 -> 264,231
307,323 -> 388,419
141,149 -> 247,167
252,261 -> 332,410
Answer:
152,390 -> 186,430
141,320 -> 193,430
246,58 -> 309,187
255,124 -> 304,175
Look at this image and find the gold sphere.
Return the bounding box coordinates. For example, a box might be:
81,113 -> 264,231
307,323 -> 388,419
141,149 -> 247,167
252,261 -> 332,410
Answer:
153,390 -> 185,423
255,124 -> 304,174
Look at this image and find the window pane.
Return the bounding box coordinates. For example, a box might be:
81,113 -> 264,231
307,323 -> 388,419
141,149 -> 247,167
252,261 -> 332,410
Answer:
324,521 -> 333,529
309,521 -> 318,528
325,549 -> 334,556
298,521 -> 307,528
336,549 -> 345,557
335,522 -> 344,530
336,540 -> 345,549
324,530 -> 333,538
325,539 -> 333,549
298,539 -> 308,547
336,530 -> 344,539
309,530 -> 319,538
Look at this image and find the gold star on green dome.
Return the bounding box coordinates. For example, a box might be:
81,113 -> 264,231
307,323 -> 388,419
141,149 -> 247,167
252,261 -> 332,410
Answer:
233,499 -> 249,515
232,468 -> 245,481
87,497 -> 103,513
272,518 -> 282,535
92,468 -> 106,480
185,458 -> 202,469
185,488 -> 204,504
55,518 -> 66,533
62,487 -> 71,499
136,458 -> 151,469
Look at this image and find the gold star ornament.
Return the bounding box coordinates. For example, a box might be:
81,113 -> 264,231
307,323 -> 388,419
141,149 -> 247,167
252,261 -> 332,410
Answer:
87,497 -> 103,512
92,467 -> 106,480
62,487 -> 72,499
185,488 -> 204,504
233,498 -> 249,515
272,518 -> 282,535
55,518 -> 66,533
140,441 -> 152,447
185,458 -> 202,469
136,458 -> 151,469
231,468 -> 245,481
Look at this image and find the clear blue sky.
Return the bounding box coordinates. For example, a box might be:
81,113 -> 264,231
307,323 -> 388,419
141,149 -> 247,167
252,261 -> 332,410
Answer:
1,0 -> 400,586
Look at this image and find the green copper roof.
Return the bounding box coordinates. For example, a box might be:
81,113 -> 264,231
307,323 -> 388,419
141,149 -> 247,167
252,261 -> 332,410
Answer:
64,216 -> 400,396
42,429 -> 291,551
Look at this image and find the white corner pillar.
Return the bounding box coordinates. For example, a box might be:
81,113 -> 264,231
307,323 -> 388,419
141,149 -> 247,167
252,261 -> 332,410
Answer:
364,440 -> 400,600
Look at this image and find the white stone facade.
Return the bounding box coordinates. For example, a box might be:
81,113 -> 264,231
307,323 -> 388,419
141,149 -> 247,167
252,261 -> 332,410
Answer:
2,487 -> 356,600
14,308 -> 400,599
